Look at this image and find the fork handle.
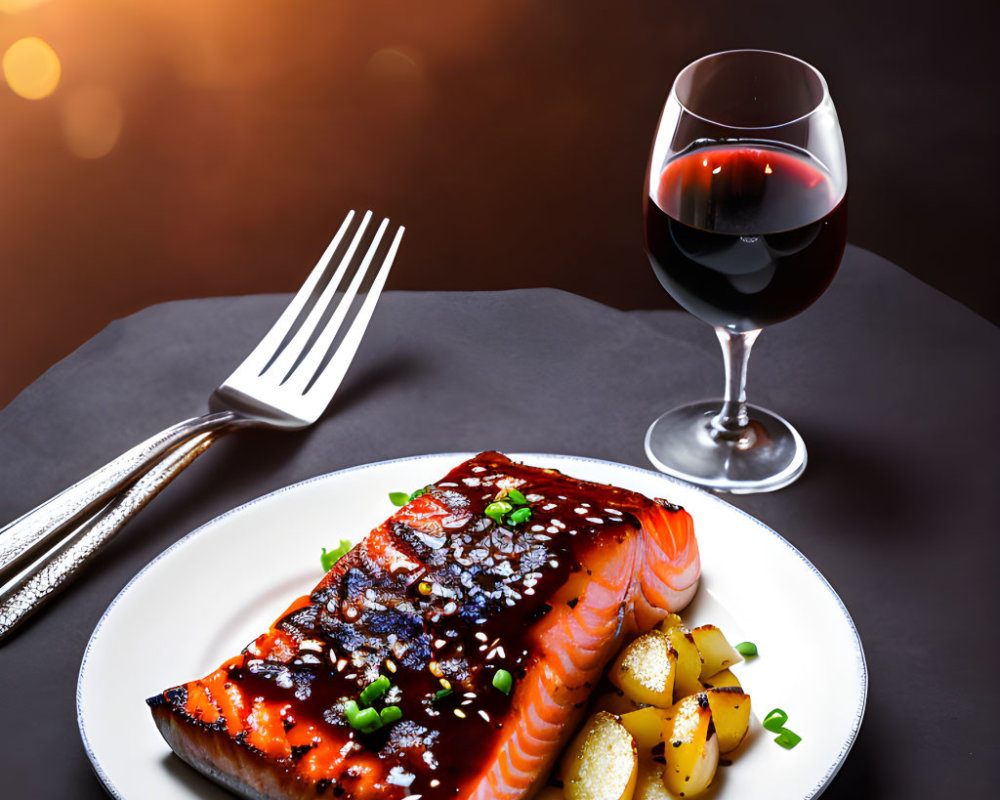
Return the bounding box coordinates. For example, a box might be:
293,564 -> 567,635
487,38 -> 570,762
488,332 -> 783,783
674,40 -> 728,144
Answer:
0,432 -> 218,642
0,410 -> 239,584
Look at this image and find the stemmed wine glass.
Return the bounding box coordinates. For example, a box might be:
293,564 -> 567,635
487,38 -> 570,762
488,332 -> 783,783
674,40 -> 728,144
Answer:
643,50 -> 847,493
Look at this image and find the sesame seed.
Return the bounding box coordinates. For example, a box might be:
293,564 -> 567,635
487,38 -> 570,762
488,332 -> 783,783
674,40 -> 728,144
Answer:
454,709 -> 467,719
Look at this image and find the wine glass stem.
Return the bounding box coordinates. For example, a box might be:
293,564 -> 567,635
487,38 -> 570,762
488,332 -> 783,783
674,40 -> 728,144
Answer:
709,327 -> 761,445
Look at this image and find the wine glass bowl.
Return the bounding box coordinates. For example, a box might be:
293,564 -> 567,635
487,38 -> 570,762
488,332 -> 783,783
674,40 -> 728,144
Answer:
643,50 -> 847,493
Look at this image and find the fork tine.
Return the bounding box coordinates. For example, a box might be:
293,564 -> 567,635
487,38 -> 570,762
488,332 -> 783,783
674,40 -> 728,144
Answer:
282,216 -> 391,395
265,210 -> 373,382
300,223 -> 404,405
235,210 -> 356,379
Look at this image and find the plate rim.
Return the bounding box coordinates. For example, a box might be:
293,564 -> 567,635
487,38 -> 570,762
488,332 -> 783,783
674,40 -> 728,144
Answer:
77,451 -> 868,800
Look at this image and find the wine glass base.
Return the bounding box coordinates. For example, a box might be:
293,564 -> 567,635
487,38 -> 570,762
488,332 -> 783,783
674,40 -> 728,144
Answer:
644,401 -> 807,494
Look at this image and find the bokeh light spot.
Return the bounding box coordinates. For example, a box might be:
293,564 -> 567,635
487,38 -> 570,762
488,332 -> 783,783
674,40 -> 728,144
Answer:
61,86 -> 124,159
365,47 -> 430,114
366,47 -> 420,82
3,37 -> 61,100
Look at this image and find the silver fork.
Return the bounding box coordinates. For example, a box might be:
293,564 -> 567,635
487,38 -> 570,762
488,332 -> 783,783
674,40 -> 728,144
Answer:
0,210 -> 403,636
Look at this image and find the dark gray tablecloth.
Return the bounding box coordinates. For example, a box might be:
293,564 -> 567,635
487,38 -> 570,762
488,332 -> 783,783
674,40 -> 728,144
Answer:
0,245 -> 995,798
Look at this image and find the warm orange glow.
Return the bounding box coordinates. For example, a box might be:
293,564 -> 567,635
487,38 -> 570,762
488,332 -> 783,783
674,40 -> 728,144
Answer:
3,37 -> 61,99
365,46 -> 431,114
367,47 -> 419,81
764,163 -> 773,175
61,86 -> 124,159
0,0 -> 50,13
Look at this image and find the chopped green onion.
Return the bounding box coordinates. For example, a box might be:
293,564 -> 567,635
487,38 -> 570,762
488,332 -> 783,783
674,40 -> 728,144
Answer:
360,676 -> 391,707
434,688 -> 453,700
506,488 -> 527,505
761,708 -> 788,732
320,539 -> 352,572
762,708 -> 801,749
492,669 -> 513,696
389,491 -> 410,507
409,487 -> 429,500
354,707 -> 382,733
346,695 -> 402,732
344,700 -> 380,732
484,501 -> 513,523
507,507 -> 532,525
775,730 -> 802,749
734,641 -> 758,657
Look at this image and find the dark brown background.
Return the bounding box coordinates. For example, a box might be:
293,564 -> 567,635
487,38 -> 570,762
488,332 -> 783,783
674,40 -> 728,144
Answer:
1,0 -> 997,410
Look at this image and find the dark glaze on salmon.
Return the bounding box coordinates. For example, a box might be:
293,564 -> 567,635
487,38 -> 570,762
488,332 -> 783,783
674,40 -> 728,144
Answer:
147,452 -> 700,800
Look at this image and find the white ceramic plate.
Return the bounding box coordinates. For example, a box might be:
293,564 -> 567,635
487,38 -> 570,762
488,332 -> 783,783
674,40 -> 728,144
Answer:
78,453 -> 866,800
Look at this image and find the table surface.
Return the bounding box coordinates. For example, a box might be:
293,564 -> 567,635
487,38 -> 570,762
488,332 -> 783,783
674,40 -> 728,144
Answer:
0,244 -> 996,799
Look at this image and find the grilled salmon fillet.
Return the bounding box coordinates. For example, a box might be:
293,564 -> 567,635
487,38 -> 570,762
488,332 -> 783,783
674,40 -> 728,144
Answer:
147,452 -> 700,799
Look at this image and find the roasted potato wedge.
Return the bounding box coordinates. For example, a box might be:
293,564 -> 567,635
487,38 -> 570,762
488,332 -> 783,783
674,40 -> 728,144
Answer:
560,711 -> 638,800
704,686 -> 751,753
620,706 -> 673,751
660,612 -> 685,630
661,694 -> 719,797
657,624 -> 703,699
701,668 -> 741,690
690,624 -> 743,679
633,758 -> 673,800
691,625 -> 743,679
609,631 -> 677,707
592,688 -> 646,717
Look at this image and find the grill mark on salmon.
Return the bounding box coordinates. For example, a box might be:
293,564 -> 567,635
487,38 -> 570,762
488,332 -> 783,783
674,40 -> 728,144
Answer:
148,452 -> 700,799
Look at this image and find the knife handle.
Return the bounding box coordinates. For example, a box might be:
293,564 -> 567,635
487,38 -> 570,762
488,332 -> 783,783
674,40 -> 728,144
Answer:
0,411 -> 237,585
0,433 -> 217,643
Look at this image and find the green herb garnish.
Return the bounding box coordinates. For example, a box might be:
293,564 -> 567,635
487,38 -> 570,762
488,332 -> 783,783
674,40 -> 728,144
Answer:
434,688 -> 453,700
507,507 -> 532,525
506,488 -> 528,505
774,730 -> 802,749
492,668 -> 513,696
345,678 -> 403,733
484,501 -> 514,523
320,539 -> 352,572
359,675 -> 391,707
389,486 -> 432,507
735,641 -> 758,657
344,700 -> 382,733
762,708 -> 801,749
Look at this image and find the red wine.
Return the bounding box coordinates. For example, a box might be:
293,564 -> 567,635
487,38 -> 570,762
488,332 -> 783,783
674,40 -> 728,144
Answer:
644,144 -> 847,331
